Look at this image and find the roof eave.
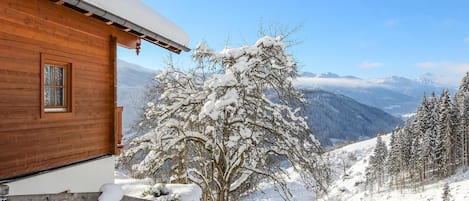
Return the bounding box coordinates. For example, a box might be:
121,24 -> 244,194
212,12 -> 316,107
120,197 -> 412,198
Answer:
54,0 -> 190,54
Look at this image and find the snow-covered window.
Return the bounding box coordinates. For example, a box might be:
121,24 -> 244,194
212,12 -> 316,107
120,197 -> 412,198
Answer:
41,54 -> 72,114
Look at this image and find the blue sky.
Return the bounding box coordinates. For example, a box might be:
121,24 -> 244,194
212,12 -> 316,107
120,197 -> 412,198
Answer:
117,0 -> 469,86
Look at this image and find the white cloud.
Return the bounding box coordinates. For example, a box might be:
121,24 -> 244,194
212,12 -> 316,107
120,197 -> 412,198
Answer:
294,77 -> 378,89
415,61 -> 438,68
385,19 -> 399,27
358,61 -> 384,69
464,36 -> 469,44
415,61 -> 469,86
415,61 -> 469,73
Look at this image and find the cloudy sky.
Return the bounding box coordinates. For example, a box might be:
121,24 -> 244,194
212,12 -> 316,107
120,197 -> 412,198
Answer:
118,0 -> 469,86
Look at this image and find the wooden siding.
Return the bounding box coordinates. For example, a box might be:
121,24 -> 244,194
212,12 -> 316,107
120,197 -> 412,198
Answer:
0,0 -> 139,179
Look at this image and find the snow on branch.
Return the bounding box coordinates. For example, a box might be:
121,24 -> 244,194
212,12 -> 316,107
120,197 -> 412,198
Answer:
122,35 -> 330,200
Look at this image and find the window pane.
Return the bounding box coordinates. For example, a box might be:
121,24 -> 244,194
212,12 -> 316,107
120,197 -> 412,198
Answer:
44,65 -> 53,85
45,87 -> 54,106
55,67 -> 64,86
56,88 -> 64,106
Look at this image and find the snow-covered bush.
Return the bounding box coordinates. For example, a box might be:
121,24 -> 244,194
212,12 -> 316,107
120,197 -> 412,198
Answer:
140,183 -> 202,201
122,35 -> 330,201
142,183 -> 171,198
99,183 -> 124,201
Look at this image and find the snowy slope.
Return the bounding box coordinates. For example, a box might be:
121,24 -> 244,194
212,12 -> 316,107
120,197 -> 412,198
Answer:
241,167 -> 315,201
322,134 -> 469,201
240,134 -> 469,201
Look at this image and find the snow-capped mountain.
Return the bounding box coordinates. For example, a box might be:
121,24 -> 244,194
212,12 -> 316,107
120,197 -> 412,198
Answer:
301,90 -> 401,146
116,61 -> 435,146
295,72 -> 450,118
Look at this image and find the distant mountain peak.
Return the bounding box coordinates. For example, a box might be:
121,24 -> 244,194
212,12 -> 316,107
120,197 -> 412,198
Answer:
416,73 -> 437,85
317,72 -> 340,78
295,72 -> 451,117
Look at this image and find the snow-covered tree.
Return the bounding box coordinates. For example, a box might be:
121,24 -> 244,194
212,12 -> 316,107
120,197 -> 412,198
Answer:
381,73 -> 469,190
399,119 -> 414,188
438,89 -> 457,177
366,134 -> 388,191
426,93 -> 439,177
454,72 -> 469,168
387,127 -> 401,186
122,36 -> 329,201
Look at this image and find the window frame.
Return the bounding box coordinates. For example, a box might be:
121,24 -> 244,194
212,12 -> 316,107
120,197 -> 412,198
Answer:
40,53 -> 74,118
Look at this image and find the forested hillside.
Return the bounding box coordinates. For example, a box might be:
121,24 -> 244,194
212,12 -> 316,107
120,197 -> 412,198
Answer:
365,72 -> 469,191
301,90 -> 402,146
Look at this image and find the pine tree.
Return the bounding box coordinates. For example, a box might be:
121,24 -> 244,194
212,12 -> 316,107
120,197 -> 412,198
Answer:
410,95 -> 427,184
399,120 -> 413,188
366,134 -> 388,191
438,89 -> 456,177
427,92 -> 439,178
401,121 -> 413,164
365,156 -> 376,192
453,92 -> 464,169
388,127 -> 401,186
454,72 -> 469,168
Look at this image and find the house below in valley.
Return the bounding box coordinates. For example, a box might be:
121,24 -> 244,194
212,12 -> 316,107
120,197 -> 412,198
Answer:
0,0 -> 189,196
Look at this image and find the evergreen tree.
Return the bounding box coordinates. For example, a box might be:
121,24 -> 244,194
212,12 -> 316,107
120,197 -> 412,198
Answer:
399,120 -> 413,188
401,120 -> 413,165
385,72 -> 469,191
410,95 -> 427,184
427,92 -> 439,177
388,127 -> 402,186
365,157 -> 376,192
366,134 -> 388,191
438,89 -> 456,177
454,72 -> 469,168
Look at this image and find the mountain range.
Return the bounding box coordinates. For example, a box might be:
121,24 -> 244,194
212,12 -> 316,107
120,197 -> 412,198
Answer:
296,72 -> 449,117
116,60 -> 449,145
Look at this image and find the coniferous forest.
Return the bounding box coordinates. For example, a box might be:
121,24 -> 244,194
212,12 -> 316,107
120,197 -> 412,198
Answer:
366,72 -> 469,191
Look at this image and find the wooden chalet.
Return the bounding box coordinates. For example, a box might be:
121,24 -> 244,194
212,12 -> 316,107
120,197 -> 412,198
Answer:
0,0 -> 189,195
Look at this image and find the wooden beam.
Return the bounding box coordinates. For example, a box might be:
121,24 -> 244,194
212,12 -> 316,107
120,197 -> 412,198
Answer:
83,12 -> 93,17
105,21 -> 113,25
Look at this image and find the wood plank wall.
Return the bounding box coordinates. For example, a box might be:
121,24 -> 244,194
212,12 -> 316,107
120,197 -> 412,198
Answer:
0,0 -> 139,179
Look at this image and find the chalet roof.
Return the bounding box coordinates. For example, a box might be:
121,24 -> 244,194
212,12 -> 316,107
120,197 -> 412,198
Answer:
58,0 -> 190,53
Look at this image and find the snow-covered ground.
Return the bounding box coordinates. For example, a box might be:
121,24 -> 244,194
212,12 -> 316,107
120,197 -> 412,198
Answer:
242,167 -> 315,201
322,134 -> 469,201
115,171 -> 201,201
115,168 -> 314,201
243,133 -> 469,200
115,134 -> 469,201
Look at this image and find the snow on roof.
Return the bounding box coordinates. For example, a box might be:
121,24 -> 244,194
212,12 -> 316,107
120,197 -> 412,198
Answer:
77,0 -> 189,52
